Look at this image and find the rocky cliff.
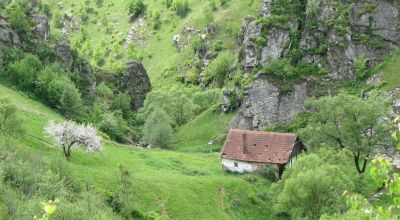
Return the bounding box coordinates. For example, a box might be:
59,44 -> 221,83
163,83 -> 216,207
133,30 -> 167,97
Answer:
228,0 -> 400,130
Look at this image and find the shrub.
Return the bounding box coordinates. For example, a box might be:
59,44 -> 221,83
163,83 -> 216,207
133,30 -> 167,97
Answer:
204,52 -> 234,87
111,92 -> 132,119
172,0 -> 190,17
143,109 -> 173,148
52,10 -> 64,29
219,0 -> 230,6
6,3 -> 30,37
149,9 -> 161,29
127,0 -> 146,19
0,98 -> 23,136
7,54 -> 43,90
164,0 -> 173,8
59,82 -> 85,120
97,111 -> 129,142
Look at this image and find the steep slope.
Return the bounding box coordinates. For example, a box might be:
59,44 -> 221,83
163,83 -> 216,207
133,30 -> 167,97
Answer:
0,82 -> 277,219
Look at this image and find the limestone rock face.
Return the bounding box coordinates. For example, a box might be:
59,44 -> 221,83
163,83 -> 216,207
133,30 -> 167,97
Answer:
239,17 -> 262,71
228,0 -> 400,131
300,0 -> 400,80
31,14 -> 50,40
230,76 -> 314,130
122,61 -> 152,110
56,40 -> 74,70
0,15 -> 20,45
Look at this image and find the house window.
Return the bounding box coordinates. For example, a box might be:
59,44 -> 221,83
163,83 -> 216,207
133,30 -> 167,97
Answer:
234,162 -> 238,167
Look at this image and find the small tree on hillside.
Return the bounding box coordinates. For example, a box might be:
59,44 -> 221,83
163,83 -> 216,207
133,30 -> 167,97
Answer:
299,91 -> 393,174
143,109 -> 173,148
45,121 -> 103,160
0,98 -> 23,136
127,0 -> 145,19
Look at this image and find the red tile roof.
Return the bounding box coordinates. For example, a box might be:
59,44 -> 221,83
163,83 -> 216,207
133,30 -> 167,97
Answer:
220,129 -> 298,164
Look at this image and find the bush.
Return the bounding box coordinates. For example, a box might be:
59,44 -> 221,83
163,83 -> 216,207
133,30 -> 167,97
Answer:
6,3 -> 30,37
204,52 -> 234,87
7,54 -> 43,90
219,0 -> 230,6
274,149 -> 356,219
52,10 -> 64,29
127,0 -> 146,19
143,109 -> 173,148
97,111 -> 130,142
0,98 -> 23,136
163,0 -> 173,8
172,0 -> 190,17
59,82 -> 85,119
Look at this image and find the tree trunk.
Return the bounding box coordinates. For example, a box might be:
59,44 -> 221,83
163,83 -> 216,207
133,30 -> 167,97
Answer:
354,151 -> 368,174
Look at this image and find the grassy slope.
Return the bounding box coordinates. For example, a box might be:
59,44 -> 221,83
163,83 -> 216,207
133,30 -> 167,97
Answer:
41,0 -> 261,149
173,107 -> 235,151
379,50 -> 400,91
0,82 -> 277,219
43,0 -> 263,88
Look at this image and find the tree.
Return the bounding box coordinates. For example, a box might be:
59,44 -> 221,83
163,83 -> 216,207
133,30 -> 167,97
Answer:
0,98 -> 22,136
59,82 -> 85,120
275,151 -> 354,219
107,165 -> 135,218
7,54 -> 43,90
143,109 -> 173,148
299,91 -> 393,174
45,121 -> 103,160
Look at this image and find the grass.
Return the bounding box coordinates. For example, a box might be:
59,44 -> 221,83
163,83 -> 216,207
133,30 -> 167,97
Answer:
0,82 -> 278,219
370,49 -> 400,91
173,106 -> 235,152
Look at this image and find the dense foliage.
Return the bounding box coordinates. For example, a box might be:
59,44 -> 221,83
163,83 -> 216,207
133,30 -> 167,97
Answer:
300,91 -> 393,173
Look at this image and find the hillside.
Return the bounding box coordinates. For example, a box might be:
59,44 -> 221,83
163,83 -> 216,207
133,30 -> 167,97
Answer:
0,82 -> 278,219
43,0 -> 263,87
0,0 -> 400,219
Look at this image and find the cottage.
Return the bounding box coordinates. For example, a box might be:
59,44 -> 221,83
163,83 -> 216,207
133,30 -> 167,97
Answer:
220,129 -> 305,178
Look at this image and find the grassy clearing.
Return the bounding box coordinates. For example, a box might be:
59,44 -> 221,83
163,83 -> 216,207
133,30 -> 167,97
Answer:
0,82 -> 277,219
370,50 -> 400,91
173,106 -> 235,152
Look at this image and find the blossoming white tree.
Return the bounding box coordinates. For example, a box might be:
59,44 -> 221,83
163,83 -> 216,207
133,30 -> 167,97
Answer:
45,120 -> 103,160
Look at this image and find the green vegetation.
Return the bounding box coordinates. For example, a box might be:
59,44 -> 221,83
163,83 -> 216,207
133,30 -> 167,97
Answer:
0,82 -> 278,219
1,0 -> 400,219
299,91 -> 393,174
173,107 -> 235,151
143,109 -> 174,148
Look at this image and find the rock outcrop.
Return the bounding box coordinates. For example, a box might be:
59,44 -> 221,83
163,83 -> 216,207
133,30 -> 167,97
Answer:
0,15 -> 20,46
228,0 -> 400,131
230,76 -> 314,130
300,0 -> 400,80
31,14 -> 50,40
56,39 -> 74,70
120,61 -> 152,110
